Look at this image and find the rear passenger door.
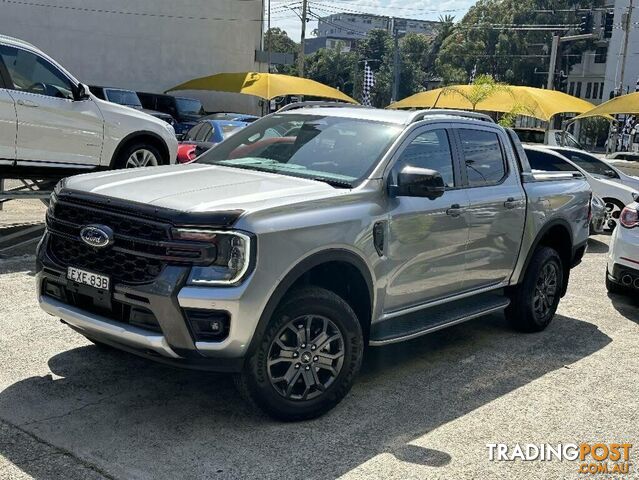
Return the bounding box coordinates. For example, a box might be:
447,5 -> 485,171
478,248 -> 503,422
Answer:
384,126 -> 470,312
455,126 -> 525,291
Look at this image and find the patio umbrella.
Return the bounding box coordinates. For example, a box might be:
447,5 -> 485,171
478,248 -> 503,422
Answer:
388,85 -> 596,121
166,72 -> 357,104
573,92 -> 639,119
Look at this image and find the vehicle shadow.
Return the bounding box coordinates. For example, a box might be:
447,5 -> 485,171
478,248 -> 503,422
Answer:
0,313 -> 610,480
608,292 -> 639,324
587,237 -> 609,254
0,255 -> 37,276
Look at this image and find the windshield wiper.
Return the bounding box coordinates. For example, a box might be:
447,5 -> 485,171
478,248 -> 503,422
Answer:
311,177 -> 352,188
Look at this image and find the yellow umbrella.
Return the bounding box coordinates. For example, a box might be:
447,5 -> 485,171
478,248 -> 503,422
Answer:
388,85 -> 596,121
573,92 -> 639,119
167,72 -> 357,103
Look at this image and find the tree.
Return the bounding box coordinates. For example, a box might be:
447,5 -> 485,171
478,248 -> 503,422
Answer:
264,28 -> 299,74
304,46 -> 358,97
441,74 -> 510,110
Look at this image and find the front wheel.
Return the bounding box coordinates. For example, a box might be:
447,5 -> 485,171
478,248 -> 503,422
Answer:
235,287 -> 364,421
505,247 -> 564,332
113,142 -> 163,169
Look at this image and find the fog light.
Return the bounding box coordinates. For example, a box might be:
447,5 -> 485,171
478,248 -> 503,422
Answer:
184,309 -> 230,342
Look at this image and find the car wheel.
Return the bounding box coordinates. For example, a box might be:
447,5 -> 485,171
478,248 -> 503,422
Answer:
114,143 -> 163,169
235,287 -> 364,421
605,269 -> 626,295
505,247 -> 563,332
604,199 -> 625,231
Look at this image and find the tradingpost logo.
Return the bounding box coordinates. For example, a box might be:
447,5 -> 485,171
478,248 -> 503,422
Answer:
487,443 -> 634,475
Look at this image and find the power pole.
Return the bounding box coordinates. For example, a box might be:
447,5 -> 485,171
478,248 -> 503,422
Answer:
298,0 -> 308,77
391,18 -> 401,103
546,34 -> 560,89
619,0 -> 634,93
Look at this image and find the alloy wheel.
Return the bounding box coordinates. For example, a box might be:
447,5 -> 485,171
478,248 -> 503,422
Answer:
126,149 -> 159,168
533,262 -> 558,321
267,314 -> 345,401
605,201 -> 622,229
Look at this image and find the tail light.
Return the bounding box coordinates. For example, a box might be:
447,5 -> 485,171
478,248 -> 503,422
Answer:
619,206 -> 639,228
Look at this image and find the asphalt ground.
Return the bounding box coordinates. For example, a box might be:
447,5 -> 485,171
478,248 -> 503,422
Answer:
0,234 -> 638,480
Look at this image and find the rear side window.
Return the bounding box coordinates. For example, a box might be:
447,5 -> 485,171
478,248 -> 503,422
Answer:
459,129 -> 506,186
555,149 -> 615,177
526,150 -> 578,172
396,129 -> 455,187
195,123 -> 213,142
184,123 -> 203,141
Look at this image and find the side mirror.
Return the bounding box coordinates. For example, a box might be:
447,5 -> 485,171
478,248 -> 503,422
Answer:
604,169 -> 617,178
74,83 -> 90,101
390,166 -> 446,200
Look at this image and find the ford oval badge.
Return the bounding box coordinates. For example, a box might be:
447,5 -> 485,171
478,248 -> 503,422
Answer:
79,225 -> 114,248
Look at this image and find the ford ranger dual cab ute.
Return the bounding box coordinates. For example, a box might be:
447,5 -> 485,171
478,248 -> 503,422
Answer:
36,105 -> 591,420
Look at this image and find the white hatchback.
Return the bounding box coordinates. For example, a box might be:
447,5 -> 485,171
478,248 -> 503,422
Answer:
606,199 -> 639,294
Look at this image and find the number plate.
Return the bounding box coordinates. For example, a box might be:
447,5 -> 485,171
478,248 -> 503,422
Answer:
67,267 -> 110,290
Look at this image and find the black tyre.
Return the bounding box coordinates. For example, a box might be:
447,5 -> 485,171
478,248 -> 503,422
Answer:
505,247 -> 563,332
113,142 -> 163,169
605,270 -> 626,295
236,287 -> 364,421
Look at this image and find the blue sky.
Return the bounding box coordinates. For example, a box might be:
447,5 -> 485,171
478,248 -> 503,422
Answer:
269,0 -> 476,41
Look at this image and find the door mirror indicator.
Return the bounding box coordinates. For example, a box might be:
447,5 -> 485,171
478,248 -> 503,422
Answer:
389,166 -> 446,200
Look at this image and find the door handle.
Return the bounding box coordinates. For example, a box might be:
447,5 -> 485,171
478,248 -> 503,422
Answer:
446,204 -> 465,217
504,197 -> 522,209
17,99 -> 38,107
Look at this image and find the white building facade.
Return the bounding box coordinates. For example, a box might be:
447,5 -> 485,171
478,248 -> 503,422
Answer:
602,0 -> 639,98
0,0 -> 265,113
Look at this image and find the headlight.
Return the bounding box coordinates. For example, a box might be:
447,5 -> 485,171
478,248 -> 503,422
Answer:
172,229 -> 252,285
164,122 -> 175,135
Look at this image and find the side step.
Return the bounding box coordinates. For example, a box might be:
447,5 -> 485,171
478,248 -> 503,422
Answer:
369,292 -> 510,346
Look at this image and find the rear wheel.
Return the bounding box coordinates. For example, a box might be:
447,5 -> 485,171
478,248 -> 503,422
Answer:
113,142 -> 163,169
236,287 -> 363,421
505,247 -> 563,332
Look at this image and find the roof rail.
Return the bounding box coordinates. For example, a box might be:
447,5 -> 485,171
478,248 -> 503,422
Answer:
277,101 -> 366,113
408,109 -> 495,124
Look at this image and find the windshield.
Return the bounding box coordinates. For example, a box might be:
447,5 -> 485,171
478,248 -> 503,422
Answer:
197,114 -> 402,187
176,98 -> 204,115
105,89 -> 142,107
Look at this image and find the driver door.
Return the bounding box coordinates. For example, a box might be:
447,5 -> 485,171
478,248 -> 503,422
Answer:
0,45 -> 103,167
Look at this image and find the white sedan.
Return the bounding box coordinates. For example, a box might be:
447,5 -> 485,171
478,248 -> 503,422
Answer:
524,145 -> 639,230
606,199 -> 639,294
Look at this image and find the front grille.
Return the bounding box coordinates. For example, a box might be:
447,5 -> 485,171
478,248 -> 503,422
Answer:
49,235 -> 163,284
46,194 -> 215,285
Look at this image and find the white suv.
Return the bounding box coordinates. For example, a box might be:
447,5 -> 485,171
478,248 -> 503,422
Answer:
0,35 -> 177,176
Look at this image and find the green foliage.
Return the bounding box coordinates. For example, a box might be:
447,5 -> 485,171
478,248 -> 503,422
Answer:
264,28 -> 299,74
304,47 -> 358,97
442,74 -> 510,110
579,117 -> 611,148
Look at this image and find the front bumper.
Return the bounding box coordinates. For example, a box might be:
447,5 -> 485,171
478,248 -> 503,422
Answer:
36,236 -> 256,373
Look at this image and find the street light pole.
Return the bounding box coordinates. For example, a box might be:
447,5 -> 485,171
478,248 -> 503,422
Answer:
546,34 -> 560,89
298,0 -> 308,77
391,18 -> 400,102
619,0 -> 634,93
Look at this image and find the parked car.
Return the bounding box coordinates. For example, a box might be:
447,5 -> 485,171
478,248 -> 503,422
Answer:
89,86 -> 175,126
137,92 -> 204,137
606,196 -> 639,294
0,35 -> 177,176
177,120 -> 249,163
37,106 -> 590,420
202,112 -> 259,123
514,127 -> 584,149
524,145 -> 638,230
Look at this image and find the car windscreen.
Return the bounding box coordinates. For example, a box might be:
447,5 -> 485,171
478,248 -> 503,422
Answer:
176,98 -> 203,115
197,114 -> 403,187
515,129 -> 545,144
105,89 -> 142,107
553,149 -> 613,176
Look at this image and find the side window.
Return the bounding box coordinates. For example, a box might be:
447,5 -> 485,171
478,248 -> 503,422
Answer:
184,124 -> 203,141
526,150 -> 578,172
561,150 -> 617,177
0,46 -> 73,99
459,129 -> 506,187
195,123 -> 213,142
157,96 -> 177,116
396,129 -> 455,187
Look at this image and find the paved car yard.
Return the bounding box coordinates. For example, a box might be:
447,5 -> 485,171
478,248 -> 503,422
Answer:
1,234 -> 638,480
